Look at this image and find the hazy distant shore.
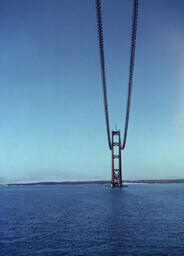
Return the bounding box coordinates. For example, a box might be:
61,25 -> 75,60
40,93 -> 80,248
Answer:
1,179 -> 184,186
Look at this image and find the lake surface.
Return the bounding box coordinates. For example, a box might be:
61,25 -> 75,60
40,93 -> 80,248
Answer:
0,184 -> 184,256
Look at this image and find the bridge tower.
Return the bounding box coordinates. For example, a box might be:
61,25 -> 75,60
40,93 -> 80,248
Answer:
111,130 -> 122,187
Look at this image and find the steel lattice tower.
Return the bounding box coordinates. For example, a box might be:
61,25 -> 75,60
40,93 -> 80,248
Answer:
111,130 -> 122,187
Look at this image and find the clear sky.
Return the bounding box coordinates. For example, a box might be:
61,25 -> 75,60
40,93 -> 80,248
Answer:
0,0 -> 184,184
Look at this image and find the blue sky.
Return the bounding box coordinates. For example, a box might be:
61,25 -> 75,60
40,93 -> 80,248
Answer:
0,0 -> 184,183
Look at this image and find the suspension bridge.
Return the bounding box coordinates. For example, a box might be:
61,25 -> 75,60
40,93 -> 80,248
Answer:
95,0 -> 138,187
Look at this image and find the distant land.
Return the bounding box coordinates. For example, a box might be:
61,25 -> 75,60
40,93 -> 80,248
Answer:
1,179 -> 184,186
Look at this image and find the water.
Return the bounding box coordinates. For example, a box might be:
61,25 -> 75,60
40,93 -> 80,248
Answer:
0,184 -> 184,256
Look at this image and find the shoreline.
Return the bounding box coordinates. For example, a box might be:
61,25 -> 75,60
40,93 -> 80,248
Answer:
1,179 -> 184,186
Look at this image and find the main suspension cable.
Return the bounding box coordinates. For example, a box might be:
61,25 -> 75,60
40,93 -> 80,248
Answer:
95,0 -> 138,151
95,0 -> 112,150
121,0 -> 138,149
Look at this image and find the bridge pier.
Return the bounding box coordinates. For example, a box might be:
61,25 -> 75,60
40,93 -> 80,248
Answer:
111,130 -> 122,187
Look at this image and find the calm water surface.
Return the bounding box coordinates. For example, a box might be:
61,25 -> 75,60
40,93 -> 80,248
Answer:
0,184 -> 184,256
